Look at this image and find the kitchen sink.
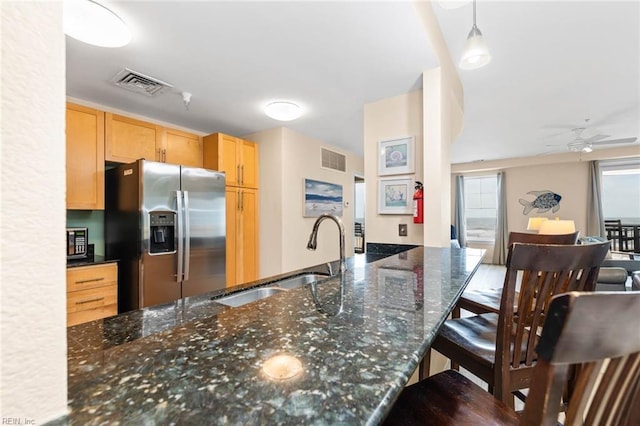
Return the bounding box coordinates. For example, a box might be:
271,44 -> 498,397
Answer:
213,273 -> 331,308
274,273 -> 330,290
213,287 -> 286,307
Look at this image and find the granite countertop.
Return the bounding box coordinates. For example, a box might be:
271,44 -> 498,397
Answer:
57,247 -> 484,425
67,255 -> 117,268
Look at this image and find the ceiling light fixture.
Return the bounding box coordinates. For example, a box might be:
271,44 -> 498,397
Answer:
438,0 -> 471,9
459,0 -> 491,70
63,0 -> 131,48
264,101 -> 302,121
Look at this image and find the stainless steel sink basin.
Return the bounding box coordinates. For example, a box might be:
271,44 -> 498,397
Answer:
214,287 -> 287,307
275,273 -> 330,290
213,273 -> 331,308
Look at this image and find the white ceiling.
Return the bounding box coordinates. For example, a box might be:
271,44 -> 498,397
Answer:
66,1 -> 640,163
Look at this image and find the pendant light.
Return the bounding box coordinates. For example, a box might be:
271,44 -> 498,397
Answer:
459,0 -> 491,70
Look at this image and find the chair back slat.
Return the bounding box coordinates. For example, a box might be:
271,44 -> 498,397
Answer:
508,231 -> 579,246
498,242 -> 610,375
523,291 -> 640,426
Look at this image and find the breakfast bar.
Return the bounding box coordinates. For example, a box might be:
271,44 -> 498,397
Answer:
59,246 -> 484,425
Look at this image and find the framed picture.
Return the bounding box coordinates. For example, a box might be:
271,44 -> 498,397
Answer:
304,178 -> 343,217
378,136 -> 415,176
378,177 -> 413,215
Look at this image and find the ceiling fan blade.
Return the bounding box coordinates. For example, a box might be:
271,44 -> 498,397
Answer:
591,137 -> 638,146
583,134 -> 610,144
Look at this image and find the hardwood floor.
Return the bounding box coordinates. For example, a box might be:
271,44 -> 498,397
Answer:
465,263 -> 506,292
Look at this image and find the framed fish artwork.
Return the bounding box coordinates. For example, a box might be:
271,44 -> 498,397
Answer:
519,190 -> 562,214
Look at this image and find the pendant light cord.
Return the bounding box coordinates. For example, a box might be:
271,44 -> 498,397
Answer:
472,0 -> 477,28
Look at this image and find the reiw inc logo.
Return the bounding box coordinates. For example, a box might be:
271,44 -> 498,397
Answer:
1,418 -> 35,425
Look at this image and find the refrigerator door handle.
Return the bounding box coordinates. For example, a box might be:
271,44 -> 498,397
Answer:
183,190 -> 191,281
176,190 -> 184,282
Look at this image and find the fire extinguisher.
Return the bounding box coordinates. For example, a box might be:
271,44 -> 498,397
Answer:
413,181 -> 424,224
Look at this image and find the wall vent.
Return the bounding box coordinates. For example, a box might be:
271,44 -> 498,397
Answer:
321,148 -> 346,173
111,68 -> 174,97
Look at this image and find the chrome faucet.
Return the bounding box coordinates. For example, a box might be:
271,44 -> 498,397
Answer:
306,214 -> 347,275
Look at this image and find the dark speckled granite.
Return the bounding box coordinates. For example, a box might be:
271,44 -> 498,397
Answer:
53,247 -> 484,425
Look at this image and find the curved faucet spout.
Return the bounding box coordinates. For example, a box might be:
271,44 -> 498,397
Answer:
306,214 -> 347,275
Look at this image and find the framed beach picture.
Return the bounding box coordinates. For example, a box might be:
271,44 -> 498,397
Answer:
378,136 -> 415,176
378,177 -> 413,215
304,178 -> 343,217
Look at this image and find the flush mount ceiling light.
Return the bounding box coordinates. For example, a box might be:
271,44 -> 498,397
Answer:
264,101 -> 302,121
459,0 -> 492,70
64,0 -> 131,47
438,0 -> 471,9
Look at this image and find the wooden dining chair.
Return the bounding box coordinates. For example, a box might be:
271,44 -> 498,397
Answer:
383,291 -> 640,425
605,219 -> 633,252
420,241 -> 610,408
453,231 -> 580,318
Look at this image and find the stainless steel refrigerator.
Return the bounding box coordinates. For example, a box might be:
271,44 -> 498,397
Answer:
105,160 -> 226,312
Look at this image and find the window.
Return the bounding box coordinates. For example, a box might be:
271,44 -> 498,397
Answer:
464,175 -> 498,242
600,158 -> 640,223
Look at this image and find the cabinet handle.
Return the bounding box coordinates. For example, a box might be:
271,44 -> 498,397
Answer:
241,165 -> 244,185
237,165 -> 240,184
237,190 -> 241,211
156,148 -> 161,161
75,277 -> 105,284
163,149 -> 167,162
241,190 -> 244,211
76,296 -> 105,305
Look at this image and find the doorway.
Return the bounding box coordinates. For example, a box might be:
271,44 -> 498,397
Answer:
354,175 -> 365,253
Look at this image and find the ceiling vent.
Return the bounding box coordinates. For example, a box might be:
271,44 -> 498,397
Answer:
111,68 -> 174,96
321,148 -> 346,173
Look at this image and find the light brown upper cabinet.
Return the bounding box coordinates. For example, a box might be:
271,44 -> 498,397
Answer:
105,113 -> 162,164
66,103 -> 105,210
203,133 -> 259,188
162,128 -> 203,168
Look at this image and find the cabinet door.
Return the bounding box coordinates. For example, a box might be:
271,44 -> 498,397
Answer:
66,103 -> 105,210
225,188 -> 239,287
163,128 -> 203,167
239,188 -> 259,284
240,140 -> 259,189
203,133 -> 240,186
105,113 -> 161,163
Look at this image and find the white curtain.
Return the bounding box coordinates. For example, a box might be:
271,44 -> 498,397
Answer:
587,160 -> 605,237
454,175 -> 466,247
492,171 -> 508,265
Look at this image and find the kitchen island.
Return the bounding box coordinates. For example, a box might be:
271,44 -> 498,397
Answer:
57,246 -> 484,425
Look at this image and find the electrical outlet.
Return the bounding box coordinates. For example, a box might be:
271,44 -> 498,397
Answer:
399,224 -> 408,236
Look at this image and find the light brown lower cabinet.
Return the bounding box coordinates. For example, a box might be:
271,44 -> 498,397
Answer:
67,263 -> 118,327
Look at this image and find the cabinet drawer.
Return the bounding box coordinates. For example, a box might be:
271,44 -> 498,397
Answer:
67,303 -> 118,327
67,283 -> 117,314
67,263 -> 117,292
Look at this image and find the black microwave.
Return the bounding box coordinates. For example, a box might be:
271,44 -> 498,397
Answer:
67,227 -> 88,260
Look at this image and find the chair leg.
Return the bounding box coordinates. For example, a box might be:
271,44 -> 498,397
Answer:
419,349 -> 431,381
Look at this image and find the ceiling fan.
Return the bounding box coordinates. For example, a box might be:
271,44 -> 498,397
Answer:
545,119 -> 637,153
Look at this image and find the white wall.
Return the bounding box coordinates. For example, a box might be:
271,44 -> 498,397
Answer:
452,148 -> 640,262
1,2 -> 68,422
363,91 -> 424,245
248,127 -> 364,276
